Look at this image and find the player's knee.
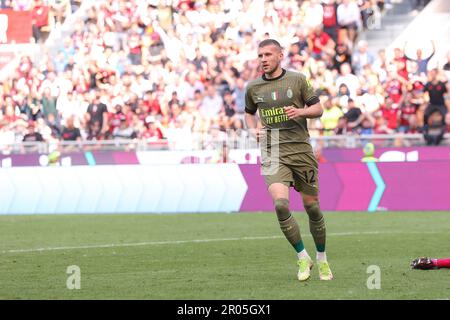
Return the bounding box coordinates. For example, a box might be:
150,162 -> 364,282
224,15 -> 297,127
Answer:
303,200 -> 318,209
304,201 -> 323,221
274,198 -> 290,221
302,195 -> 319,209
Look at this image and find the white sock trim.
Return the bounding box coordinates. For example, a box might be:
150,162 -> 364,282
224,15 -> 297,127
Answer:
316,251 -> 327,262
297,249 -> 310,260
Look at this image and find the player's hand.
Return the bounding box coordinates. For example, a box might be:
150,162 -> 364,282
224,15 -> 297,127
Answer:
410,257 -> 435,270
249,128 -> 265,141
284,106 -> 303,119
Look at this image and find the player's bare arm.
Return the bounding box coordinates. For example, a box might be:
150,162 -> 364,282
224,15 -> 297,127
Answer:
244,113 -> 265,140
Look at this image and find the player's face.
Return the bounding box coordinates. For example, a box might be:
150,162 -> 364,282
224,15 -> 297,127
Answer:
258,44 -> 283,76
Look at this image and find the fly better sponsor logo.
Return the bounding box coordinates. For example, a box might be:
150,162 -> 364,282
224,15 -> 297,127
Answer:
260,106 -> 289,125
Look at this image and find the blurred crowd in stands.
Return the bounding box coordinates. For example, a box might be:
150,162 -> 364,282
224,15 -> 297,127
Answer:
0,0 -> 449,149
0,0 -> 82,41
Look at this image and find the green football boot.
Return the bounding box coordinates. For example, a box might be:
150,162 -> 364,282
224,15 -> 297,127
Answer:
297,256 -> 314,281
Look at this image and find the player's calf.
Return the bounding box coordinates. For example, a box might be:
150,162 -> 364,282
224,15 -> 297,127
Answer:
274,198 -> 314,280
274,198 -> 303,251
303,199 -> 333,280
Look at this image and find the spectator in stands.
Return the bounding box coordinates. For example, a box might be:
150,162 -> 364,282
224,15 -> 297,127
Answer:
381,97 -> 401,132
405,79 -> 427,129
333,41 -> 352,72
200,84 -> 223,119
86,120 -> 105,141
301,0 -> 324,30
45,113 -> 62,139
405,40 -> 435,76
222,89 -> 237,120
352,40 -> 375,76
292,29 -> 309,55
372,48 -> 388,82
0,0 -> 445,150
337,0 -> 361,46
168,91 -> 181,108
86,91 -> 108,135
335,116 -> 348,135
336,63 -> 360,98
231,78 -> 246,117
321,0 -> 339,43
31,0 -> 50,43
321,95 -> 344,135
409,78 -> 426,107
393,47 -> 409,80
337,83 -> 351,108
70,0 -> 82,13
344,98 -> 363,132
142,116 -> 163,142
61,116 -> 81,141
128,30 -> 143,66
144,90 -> 162,116
112,115 -> 136,140
424,68 -> 448,124
40,87 -> 58,119
359,111 -> 376,135
385,69 -> 405,105
29,102 -> 44,122
360,85 -> 382,115
307,25 -> 335,60
374,110 -> 396,134
49,0 -> 71,26
312,60 -> 335,94
14,93 -> 32,120
23,121 -> 44,142
399,92 -> 419,133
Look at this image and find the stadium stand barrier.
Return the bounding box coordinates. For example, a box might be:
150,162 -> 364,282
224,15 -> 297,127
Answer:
1,133 -> 450,154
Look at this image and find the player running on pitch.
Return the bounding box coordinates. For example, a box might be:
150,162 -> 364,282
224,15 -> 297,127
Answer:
411,257 -> 450,270
244,39 -> 332,281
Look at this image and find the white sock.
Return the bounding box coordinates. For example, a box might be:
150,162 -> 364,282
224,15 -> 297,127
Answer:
316,251 -> 327,262
297,249 -> 310,260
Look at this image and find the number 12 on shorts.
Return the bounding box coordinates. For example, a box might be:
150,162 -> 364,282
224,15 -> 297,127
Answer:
303,170 -> 316,184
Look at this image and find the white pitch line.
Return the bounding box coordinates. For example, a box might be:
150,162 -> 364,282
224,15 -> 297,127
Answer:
0,231 -> 439,254
2,235 -> 284,254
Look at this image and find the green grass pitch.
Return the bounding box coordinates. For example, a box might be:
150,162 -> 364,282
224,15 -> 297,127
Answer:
0,211 -> 449,300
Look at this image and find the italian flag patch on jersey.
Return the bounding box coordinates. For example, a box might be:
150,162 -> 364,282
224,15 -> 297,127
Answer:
271,91 -> 278,100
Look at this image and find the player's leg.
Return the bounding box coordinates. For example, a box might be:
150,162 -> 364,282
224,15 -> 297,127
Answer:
412,257 -> 450,269
267,181 -> 313,281
293,153 -> 333,280
302,193 -> 326,259
435,258 -> 450,268
268,183 -> 306,255
301,193 -> 332,280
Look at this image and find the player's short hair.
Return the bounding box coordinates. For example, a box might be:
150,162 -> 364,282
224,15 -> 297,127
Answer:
258,39 -> 282,51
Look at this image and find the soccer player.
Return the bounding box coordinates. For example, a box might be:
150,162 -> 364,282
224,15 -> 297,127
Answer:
244,39 -> 332,281
411,257 -> 450,270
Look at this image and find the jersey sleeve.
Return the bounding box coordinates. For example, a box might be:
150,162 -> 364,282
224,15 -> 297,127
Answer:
300,75 -> 320,106
244,85 -> 258,115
